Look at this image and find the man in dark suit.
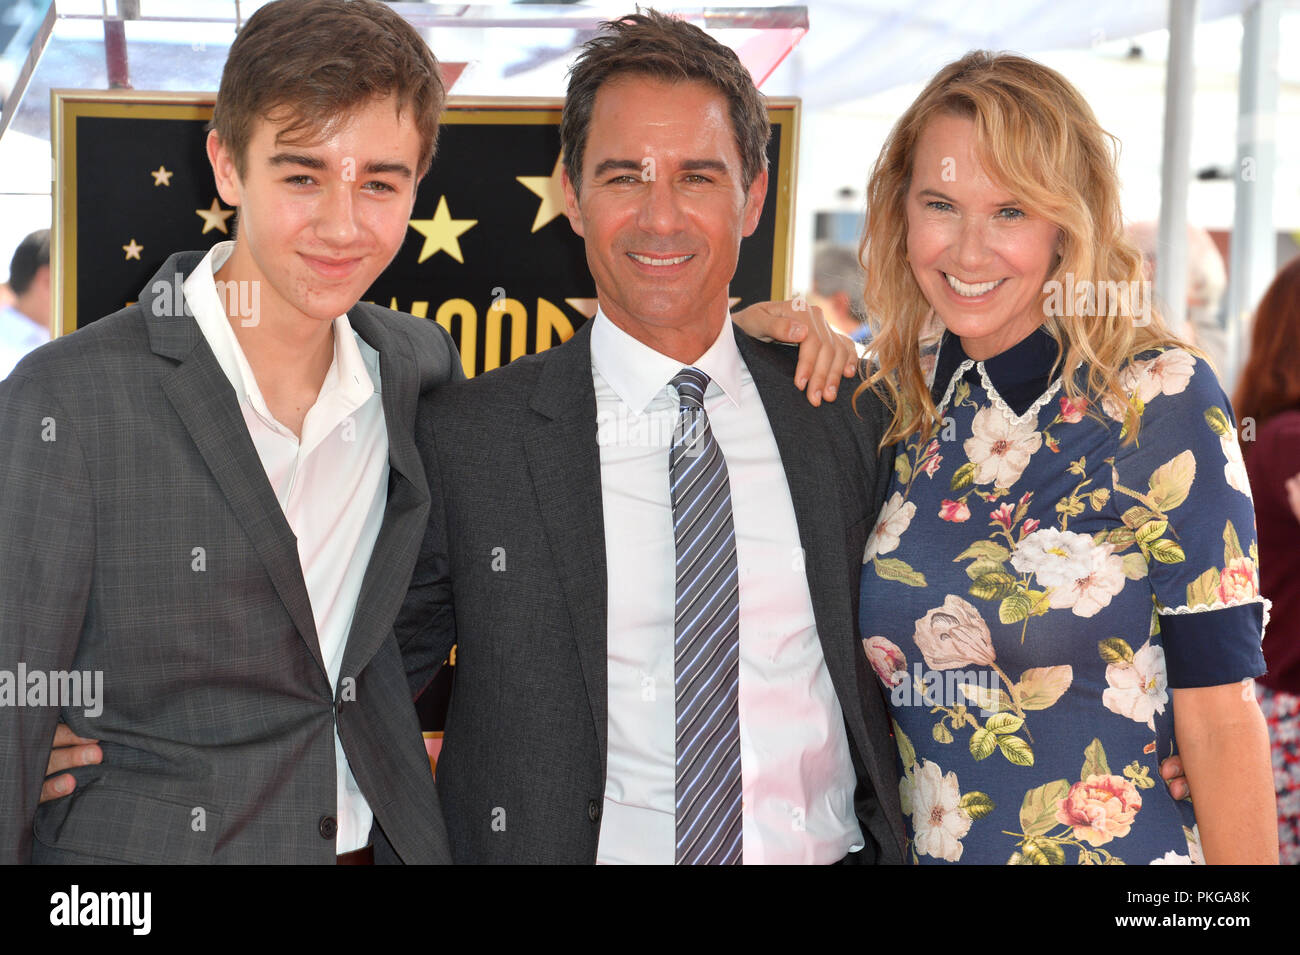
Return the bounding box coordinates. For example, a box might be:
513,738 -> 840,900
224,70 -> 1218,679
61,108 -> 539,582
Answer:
0,0 -> 456,863
398,11 -> 907,864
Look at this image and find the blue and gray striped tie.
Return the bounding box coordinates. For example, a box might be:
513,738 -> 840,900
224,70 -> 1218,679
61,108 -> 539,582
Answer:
669,367 -> 742,865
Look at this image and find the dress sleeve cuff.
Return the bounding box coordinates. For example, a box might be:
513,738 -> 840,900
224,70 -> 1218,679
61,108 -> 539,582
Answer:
1159,600 -> 1267,688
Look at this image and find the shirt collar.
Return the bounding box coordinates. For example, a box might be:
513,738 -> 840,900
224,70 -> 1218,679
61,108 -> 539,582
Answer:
589,306 -> 744,414
183,241 -> 378,432
932,324 -> 1062,416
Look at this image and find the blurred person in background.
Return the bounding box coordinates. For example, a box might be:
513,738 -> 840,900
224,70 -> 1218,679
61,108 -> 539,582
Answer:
1233,254 -> 1300,865
811,241 -> 871,343
1126,221 -> 1227,361
0,228 -> 50,379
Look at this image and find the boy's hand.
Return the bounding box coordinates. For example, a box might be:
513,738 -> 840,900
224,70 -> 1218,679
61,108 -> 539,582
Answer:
40,723 -> 101,804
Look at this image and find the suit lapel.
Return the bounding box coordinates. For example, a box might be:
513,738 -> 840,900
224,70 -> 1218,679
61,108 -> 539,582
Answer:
522,323 -> 609,766
146,255 -> 322,671
735,330 -> 887,788
339,308 -> 430,679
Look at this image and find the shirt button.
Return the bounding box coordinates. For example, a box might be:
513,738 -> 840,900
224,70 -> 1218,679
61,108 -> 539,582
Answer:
587,799 -> 601,823
319,815 -> 338,840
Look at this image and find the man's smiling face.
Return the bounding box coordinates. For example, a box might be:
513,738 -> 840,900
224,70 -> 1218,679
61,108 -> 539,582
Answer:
208,93 -> 423,328
563,75 -> 767,348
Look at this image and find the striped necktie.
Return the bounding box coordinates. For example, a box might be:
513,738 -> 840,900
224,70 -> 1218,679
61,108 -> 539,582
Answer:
669,367 -> 742,865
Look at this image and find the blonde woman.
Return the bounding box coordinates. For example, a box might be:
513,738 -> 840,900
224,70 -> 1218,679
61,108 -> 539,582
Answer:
853,52 -> 1275,864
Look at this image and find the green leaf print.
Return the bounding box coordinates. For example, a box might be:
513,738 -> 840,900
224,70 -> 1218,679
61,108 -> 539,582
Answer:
951,461 -> 977,492
895,454 -> 912,484
1081,738 -> 1111,780
1185,567 -> 1220,608
1145,539 -> 1185,565
969,570 -> 1019,601
959,791 -> 995,821
1204,406 -> 1231,437
1223,520 -> 1244,563
1147,450 -> 1196,511
986,712 -> 1025,735
873,556 -> 927,587
1015,666 -> 1073,710
955,540 -> 1011,562
1019,779 -> 1071,837
1097,638 -> 1134,665
970,728 -> 998,761
893,720 -> 916,771
997,735 -> 1034,766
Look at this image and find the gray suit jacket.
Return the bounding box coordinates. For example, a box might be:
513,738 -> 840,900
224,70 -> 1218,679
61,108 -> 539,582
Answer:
399,320 -> 907,863
0,251 -> 457,863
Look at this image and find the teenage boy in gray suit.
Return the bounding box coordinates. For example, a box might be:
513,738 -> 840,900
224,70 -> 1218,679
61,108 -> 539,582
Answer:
0,0 -> 458,864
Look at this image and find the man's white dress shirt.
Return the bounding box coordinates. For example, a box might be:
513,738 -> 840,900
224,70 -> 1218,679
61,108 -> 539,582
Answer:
591,307 -> 862,864
185,241 -> 386,853
0,304 -> 49,380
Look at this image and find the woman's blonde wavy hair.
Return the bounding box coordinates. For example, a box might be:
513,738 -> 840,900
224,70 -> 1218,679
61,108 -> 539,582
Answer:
854,50 -> 1189,446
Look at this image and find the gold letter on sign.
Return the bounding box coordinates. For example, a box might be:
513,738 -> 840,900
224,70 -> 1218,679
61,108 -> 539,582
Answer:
535,298 -> 575,353
483,298 -> 528,373
435,298 -> 477,378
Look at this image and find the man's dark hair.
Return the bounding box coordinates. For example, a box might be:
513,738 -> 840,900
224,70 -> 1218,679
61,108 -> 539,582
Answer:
561,9 -> 770,193
209,0 -> 445,177
8,229 -> 50,297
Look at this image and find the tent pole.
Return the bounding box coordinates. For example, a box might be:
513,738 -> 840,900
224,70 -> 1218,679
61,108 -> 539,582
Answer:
1224,0 -> 1280,396
1156,0 -> 1198,337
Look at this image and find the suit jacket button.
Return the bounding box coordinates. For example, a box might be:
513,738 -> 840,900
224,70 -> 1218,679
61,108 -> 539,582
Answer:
319,815 -> 338,840
588,799 -> 601,823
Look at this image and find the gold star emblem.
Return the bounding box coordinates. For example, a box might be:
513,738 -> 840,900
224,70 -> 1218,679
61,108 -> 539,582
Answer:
516,157 -> 567,233
196,198 -> 235,235
151,165 -> 173,186
122,238 -> 143,260
408,196 -> 477,264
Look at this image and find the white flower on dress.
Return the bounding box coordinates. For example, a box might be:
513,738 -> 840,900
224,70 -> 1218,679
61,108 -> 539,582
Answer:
962,406 -> 1042,488
1150,850 -> 1192,864
1011,528 -> 1126,617
1102,639 -> 1169,730
1220,428 -> 1253,498
1104,349 -> 1197,420
865,491 -> 916,560
908,759 -> 973,862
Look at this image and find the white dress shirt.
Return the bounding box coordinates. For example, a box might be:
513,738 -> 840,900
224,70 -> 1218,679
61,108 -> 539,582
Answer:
184,242 -> 387,853
0,304 -> 49,380
591,308 -> 861,864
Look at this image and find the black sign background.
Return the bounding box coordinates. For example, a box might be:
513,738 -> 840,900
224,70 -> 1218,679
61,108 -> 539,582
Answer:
57,94 -> 797,378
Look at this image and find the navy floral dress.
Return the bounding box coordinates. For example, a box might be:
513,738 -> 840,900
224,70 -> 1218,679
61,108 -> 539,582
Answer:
859,329 -> 1267,864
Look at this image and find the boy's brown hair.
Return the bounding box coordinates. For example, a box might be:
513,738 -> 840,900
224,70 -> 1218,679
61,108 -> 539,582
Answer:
209,0 -> 445,176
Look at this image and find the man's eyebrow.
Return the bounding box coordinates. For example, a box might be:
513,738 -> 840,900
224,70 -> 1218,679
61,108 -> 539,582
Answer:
591,159 -> 644,178
268,152 -> 327,170
680,159 -> 729,175
362,160 -> 414,179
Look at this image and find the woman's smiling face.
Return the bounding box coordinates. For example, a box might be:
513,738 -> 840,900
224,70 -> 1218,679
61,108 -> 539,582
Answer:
905,113 -> 1062,360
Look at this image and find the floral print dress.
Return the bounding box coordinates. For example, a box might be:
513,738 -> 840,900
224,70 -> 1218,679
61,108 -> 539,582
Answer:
859,329 -> 1268,864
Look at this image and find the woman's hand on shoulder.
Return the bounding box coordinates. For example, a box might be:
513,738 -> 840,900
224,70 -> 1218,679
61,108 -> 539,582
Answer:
732,299 -> 861,406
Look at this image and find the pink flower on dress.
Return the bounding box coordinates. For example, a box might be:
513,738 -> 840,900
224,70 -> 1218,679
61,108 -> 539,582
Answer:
922,454 -> 943,477
912,595 -> 997,670
863,636 -> 908,688
1218,557 -> 1259,604
939,499 -> 971,522
990,502 -> 1016,531
1058,395 -> 1088,423
1055,774 -> 1142,846
1021,518 -> 1040,535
